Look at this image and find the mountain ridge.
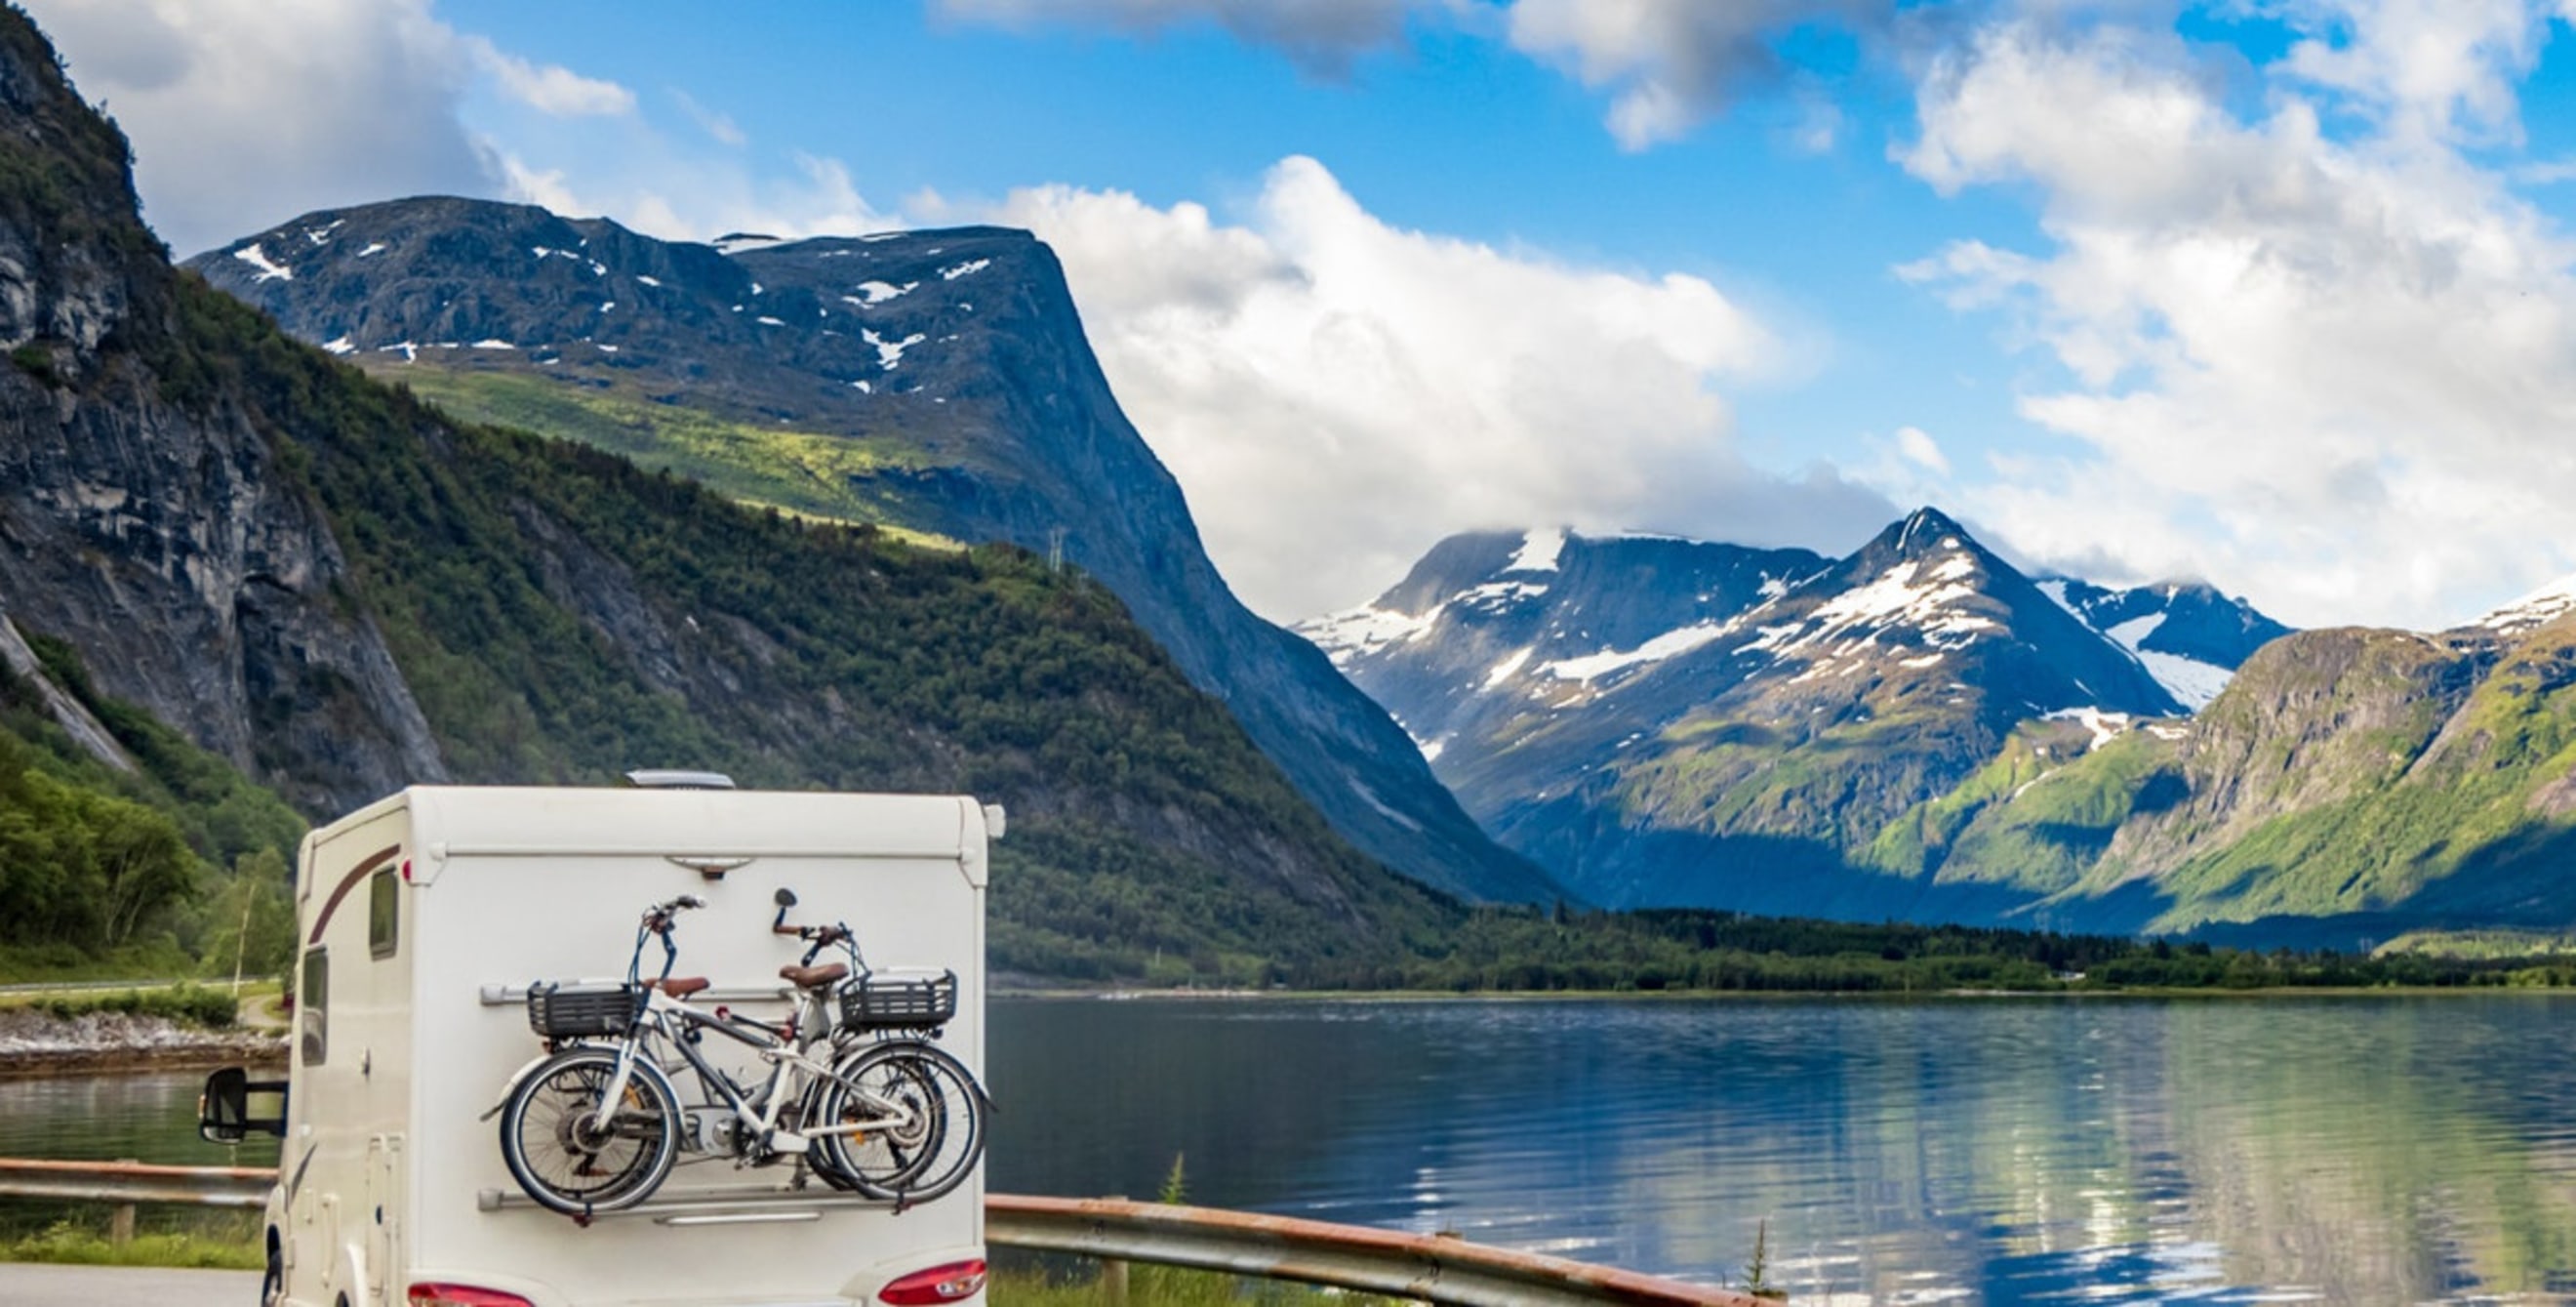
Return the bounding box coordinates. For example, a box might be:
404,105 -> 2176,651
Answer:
184,194 -> 1563,905
1303,510 -> 2330,924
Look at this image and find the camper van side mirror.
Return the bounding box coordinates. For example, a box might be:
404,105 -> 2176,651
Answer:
198,1067 -> 288,1143
774,887 -> 798,908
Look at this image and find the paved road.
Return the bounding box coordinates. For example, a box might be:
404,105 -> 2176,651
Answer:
0,1261 -> 260,1305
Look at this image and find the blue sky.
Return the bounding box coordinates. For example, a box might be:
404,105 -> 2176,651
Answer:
32,0 -> 2576,631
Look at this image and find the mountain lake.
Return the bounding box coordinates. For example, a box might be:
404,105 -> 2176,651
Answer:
7,994 -> 2575,1304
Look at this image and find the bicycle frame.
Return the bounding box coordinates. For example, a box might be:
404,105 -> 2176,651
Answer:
587,985 -> 925,1163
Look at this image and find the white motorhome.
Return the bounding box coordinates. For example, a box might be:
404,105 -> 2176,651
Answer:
201,782 -> 996,1307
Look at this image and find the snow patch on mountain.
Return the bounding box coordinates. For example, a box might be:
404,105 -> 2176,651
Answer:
2106,613 -> 2164,646
1484,647 -> 1534,689
1302,603 -> 1437,666
2096,608 -> 2233,710
2135,650 -> 2234,711
232,243 -> 292,282
2474,573 -> 2576,635
862,328 -> 926,369
1544,622 -> 1732,682
1506,529 -> 1565,573
2046,706 -> 2131,751
1751,554 -> 1997,657
1458,580 -> 1549,611
854,280 -> 917,305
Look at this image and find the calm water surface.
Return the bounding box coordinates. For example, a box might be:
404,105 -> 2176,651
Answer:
11,995 -> 2576,1305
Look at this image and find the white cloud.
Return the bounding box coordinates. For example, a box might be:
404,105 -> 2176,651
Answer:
934,0 -> 1446,75
22,0 -> 635,256
671,89 -> 747,147
942,156 -> 1894,620
1505,0 -> 1890,149
2274,0 -> 2549,145
496,147 -> 897,244
464,36 -> 636,117
1896,13 -> 2576,630
24,0 -> 492,256
1895,425 -> 1950,473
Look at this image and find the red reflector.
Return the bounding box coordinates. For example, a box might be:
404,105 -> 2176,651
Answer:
879,1259 -> 988,1305
400,858 -> 413,883
408,1285 -> 534,1307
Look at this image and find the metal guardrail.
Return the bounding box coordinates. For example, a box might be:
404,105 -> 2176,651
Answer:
0,1160 -> 1764,1307
987,1195 -> 1765,1307
0,1158 -> 274,1207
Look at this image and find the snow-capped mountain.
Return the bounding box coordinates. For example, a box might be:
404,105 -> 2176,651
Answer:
1302,528 -> 1831,762
2464,572 -> 2576,638
1301,509 -> 2216,915
2034,577 -> 2293,710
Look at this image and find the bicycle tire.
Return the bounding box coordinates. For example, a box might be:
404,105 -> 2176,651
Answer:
795,1076 -> 865,1192
499,1045 -> 681,1214
814,1041 -> 986,1204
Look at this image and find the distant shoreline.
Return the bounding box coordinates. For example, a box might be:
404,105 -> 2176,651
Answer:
0,1007 -> 285,1081
992,983 -> 2576,1001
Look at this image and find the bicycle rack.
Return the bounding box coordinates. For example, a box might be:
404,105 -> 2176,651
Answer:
473,1180 -> 912,1224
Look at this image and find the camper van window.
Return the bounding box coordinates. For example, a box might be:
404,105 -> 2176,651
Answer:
300,948 -> 328,1065
369,867 -> 398,960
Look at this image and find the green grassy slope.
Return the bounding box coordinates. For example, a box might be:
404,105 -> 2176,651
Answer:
385,367 -> 959,546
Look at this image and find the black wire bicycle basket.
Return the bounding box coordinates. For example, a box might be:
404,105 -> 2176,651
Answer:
526,982 -> 641,1039
837,969 -> 956,1031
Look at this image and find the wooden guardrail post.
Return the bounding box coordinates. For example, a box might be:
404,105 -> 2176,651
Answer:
108,1158 -> 136,1247
1099,1193 -> 1129,1305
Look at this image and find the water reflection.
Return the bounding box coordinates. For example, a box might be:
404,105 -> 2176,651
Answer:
988,996 -> 2576,1304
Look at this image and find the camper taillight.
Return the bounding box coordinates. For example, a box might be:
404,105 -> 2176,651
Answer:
408,1285 -> 534,1307
878,1260 -> 988,1304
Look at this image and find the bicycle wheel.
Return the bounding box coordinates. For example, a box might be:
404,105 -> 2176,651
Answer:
499,1046 -> 681,1214
794,1076 -> 864,1192
814,1041 -> 986,1204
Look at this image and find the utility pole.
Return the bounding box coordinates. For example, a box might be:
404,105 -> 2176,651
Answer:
1048,526 -> 1067,574
230,871 -> 256,995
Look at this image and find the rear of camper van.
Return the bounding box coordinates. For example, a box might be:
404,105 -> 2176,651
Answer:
236,784 -> 992,1307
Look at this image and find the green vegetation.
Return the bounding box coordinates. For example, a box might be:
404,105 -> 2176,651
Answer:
0,1216 -> 263,1271
0,640 -> 302,982
1298,904 -> 2576,993
388,367 -> 956,544
20,983 -> 239,1029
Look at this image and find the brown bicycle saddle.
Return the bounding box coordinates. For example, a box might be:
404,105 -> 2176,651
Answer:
643,976 -> 710,999
779,962 -> 850,989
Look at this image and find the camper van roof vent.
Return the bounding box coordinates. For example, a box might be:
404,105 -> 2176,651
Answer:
622,769 -> 737,791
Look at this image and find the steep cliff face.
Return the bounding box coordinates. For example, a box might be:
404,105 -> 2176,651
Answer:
0,18 -> 442,813
188,198 -> 1561,905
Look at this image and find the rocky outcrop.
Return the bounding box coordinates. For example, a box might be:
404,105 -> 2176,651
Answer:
0,15 -> 444,814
